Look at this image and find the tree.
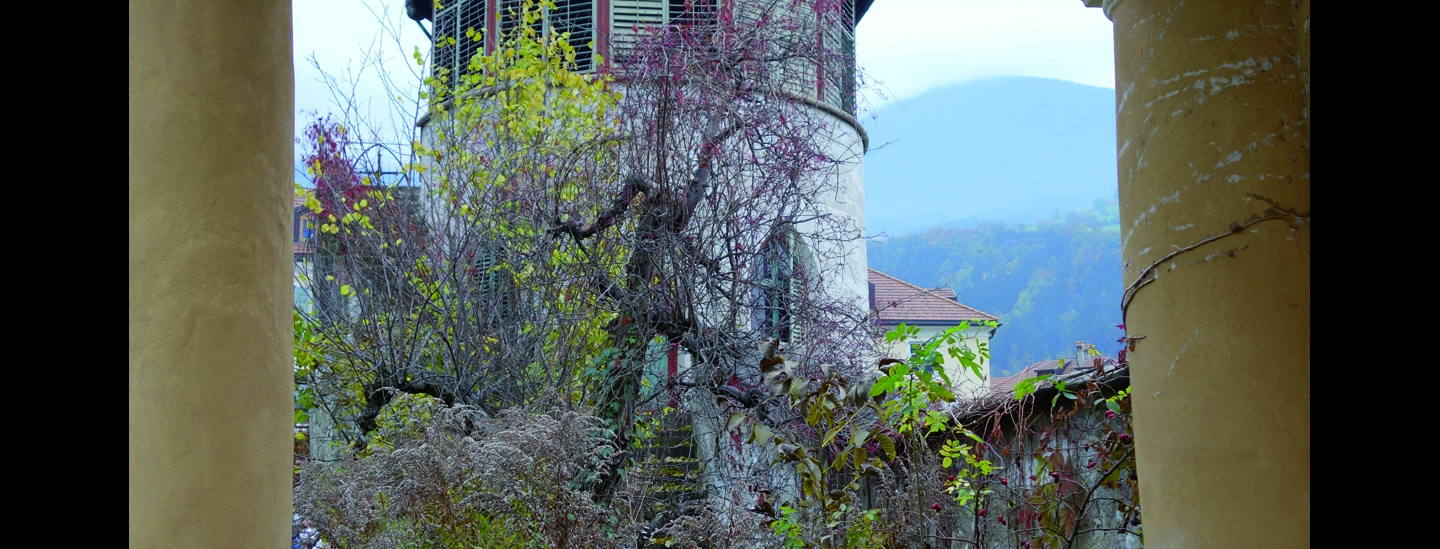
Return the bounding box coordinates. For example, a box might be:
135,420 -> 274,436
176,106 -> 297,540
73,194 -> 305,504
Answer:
297,0 -> 875,499
295,3 -> 1141,548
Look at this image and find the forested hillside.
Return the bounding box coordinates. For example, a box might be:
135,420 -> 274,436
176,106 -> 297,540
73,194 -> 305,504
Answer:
867,200 -> 1124,377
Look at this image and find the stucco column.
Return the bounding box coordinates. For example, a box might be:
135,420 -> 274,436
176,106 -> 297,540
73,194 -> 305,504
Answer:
130,0 -> 294,545
1092,0 -> 1310,546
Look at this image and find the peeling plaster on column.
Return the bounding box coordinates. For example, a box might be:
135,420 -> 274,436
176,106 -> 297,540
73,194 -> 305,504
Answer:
1214,150 -> 1242,169
1111,0 -> 1310,544
1159,190 -> 1181,204
1130,11 -> 1160,30
1123,204 -> 1161,249
1198,248 -> 1243,263
1154,73 -> 1185,86
1118,81 -> 1137,115
1143,88 -> 1182,109
1157,329 -> 1203,394
1135,2 -> 1184,75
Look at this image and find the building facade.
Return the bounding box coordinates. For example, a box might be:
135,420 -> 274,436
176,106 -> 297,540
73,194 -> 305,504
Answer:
869,268 -> 1000,398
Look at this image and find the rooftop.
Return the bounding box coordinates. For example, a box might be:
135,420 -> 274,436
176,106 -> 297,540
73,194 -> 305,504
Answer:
990,354 -> 1122,395
868,268 -> 999,325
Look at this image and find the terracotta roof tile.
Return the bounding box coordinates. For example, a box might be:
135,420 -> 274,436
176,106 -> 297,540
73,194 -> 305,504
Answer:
868,269 -> 999,324
989,360 -> 1060,394
989,355 -> 1120,394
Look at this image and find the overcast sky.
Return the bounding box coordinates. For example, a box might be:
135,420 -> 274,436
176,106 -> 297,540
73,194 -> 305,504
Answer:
854,0 -> 1114,109
291,0 -> 1114,174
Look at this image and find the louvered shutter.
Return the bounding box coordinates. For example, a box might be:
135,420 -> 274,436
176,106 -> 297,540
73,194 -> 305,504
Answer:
496,0 -> 595,72
609,0 -> 666,64
552,0 -> 595,72
433,0 -> 489,83
819,0 -> 857,114
497,0 -> 535,49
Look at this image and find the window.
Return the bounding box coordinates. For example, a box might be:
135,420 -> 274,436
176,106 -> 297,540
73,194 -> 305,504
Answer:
473,242 -> 514,326
608,0 -> 716,64
293,207 -> 318,244
753,235 -> 792,343
667,0 -> 716,26
432,0 -> 488,83
433,0 -> 596,82
547,0 -> 595,72
819,0 -> 858,114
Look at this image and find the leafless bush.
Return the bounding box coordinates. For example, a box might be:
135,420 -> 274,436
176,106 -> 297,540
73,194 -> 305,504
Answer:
296,396 -> 621,548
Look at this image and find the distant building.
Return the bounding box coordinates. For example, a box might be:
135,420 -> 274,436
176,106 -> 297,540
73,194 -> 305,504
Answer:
293,194 -> 318,314
990,340 -> 1118,395
868,268 -> 1000,398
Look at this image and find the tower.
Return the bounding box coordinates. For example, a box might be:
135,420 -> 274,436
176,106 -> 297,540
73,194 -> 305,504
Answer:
418,0 -> 874,334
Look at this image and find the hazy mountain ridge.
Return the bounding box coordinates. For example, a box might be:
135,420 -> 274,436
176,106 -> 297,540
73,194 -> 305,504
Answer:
861,76 -> 1118,236
862,77 -> 1122,376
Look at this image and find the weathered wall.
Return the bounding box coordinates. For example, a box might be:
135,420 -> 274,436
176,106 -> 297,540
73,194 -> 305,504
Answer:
949,388 -> 1141,549
804,107 -> 870,317
1108,0 -> 1310,546
130,0 -> 294,545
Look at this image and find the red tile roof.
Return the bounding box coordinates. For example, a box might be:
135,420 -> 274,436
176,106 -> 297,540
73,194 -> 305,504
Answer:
989,354 -> 1121,394
989,359 -> 1061,394
869,269 -> 999,324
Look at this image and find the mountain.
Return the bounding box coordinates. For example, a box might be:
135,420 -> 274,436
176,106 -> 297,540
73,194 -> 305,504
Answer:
861,77 -> 1118,236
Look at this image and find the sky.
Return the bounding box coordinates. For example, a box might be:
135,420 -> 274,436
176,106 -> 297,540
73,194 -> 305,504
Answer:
291,0 -> 1115,176
854,0 -> 1115,110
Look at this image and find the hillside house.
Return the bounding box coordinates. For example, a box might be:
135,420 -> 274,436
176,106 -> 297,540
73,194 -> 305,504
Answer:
869,268 -> 1000,398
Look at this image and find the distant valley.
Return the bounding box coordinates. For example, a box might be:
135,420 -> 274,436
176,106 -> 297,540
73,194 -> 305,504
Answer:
862,77 -> 1123,376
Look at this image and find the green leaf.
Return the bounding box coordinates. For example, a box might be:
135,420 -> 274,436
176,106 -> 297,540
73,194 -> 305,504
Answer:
933,385 -> 956,403
875,433 -> 896,461
831,448 -> 851,472
1106,400 -> 1122,413
751,423 -> 774,445
869,379 -> 891,397
726,413 -> 745,433
850,424 -> 869,447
